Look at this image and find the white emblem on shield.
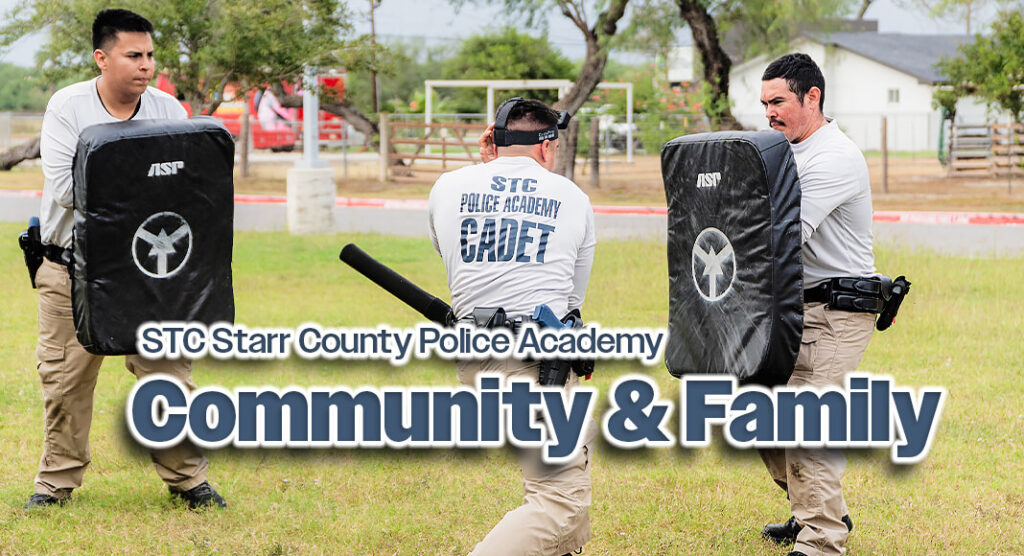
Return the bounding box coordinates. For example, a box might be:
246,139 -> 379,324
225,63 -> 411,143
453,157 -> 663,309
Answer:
691,227 -> 736,301
132,211 -> 193,278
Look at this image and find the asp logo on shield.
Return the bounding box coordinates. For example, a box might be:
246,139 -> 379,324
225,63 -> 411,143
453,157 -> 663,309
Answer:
691,227 -> 736,302
132,211 -> 193,279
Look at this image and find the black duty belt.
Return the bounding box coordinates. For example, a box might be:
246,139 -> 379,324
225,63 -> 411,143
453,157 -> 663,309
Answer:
805,277 -> 885,314
42,244 -> 72,266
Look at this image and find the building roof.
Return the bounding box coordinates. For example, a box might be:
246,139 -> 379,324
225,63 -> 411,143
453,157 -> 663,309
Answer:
806,32 -> 973,84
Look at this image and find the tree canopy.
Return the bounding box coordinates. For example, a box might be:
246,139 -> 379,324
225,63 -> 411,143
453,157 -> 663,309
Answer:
0,0 -> 357,114
440,27 -> 576,112
936,10 -> 1024,122
344,39 -> 449,114
0,63 -> 53,111
669,0 -> 857,129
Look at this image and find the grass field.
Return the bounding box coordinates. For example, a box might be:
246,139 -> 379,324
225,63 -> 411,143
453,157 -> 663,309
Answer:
1,224 -> 1022,554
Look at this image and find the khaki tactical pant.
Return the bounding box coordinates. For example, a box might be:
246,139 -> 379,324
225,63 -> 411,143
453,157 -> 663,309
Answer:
760,302 -> 875,556
457,359 -> 595,556
33,259 -> 209,498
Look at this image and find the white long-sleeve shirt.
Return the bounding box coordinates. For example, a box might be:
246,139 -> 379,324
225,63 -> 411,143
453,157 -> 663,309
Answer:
39,76 -> 186,248
428,156 -> 596,319
791,119 -> 875,287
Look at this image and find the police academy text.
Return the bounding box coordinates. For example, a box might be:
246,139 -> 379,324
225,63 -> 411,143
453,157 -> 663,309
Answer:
458,176 -> 563,263
136,322 -> 666,365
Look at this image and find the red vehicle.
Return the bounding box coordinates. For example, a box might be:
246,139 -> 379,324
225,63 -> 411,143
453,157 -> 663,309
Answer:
155,74 -> 347,151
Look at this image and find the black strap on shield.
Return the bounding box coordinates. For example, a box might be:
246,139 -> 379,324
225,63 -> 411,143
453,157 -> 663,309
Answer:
492,97 -> 571,147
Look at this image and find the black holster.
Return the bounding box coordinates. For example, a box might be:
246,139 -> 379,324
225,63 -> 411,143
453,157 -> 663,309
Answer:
537,309 -> 595,387
876,275 -> 911,331
537,358 -> 596,387
805,275 -> 911,331
468,306 -> 596,387
17,217 -> 43,289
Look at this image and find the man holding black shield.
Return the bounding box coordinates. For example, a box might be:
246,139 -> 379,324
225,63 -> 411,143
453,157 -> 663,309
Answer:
25,9 -> 224,510
429,98 -> 596,555
757,53 -> 876,555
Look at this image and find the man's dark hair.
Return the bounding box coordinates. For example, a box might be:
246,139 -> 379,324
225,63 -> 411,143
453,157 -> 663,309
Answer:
762,53 -> 825,112
92,9 -> 154,51
505,98 -> 559,131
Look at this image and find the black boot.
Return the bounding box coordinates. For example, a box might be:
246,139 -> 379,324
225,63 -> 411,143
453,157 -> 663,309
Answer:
24,493 -> 68,510
170,481 -> 227,509
762,516 -> 801,544
762,514 -> 853,544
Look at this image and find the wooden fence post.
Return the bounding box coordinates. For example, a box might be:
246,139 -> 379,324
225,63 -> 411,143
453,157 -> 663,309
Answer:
590,118 -> 600,189
379,112 -> 390,182
881,116 -> 888,194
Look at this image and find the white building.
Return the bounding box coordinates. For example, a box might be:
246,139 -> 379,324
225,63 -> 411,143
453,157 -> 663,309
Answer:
729,33 -> 987,152
666,46 -> 695,84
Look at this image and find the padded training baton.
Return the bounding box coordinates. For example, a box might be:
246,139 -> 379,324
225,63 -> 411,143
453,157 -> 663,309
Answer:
339,243 -> 456,326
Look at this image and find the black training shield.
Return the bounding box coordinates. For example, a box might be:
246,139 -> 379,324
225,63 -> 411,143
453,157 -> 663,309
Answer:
662,130 -> 803,386
72,117 -> 235,355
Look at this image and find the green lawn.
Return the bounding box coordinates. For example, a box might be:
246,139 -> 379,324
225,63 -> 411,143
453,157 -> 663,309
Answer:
1,224 -> 1021,554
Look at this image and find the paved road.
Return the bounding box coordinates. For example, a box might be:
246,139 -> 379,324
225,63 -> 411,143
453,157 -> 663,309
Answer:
3,190 -> 1023,256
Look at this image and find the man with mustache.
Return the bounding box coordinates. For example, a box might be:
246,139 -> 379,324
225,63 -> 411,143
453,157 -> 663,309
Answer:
757,53 -> 876,556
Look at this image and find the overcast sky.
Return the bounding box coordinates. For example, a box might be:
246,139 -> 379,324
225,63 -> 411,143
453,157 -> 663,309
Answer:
0,0 -> 1001,66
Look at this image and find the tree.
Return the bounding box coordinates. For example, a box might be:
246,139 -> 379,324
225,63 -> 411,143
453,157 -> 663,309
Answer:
936,10 -> 1024,190
1,136 -> 40,170
0,0 -> 358,168
937,11 -> 1024,123
459,0 -> 630,177
615,0 -> 682,83
0,63 -> 53,111
2,0 -> 352,115
856,0 -> 874,18
345,39 -> 451,114
898,0 -> 993,34
671,0 -> 856,130
440,28 -> 576,112
674,0 -> 742,129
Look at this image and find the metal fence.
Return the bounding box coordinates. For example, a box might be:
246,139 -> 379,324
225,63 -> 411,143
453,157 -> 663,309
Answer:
4,109 -> 985,158
387,112 -> 713,158
0,112 -> 368,152
0,112 -> 43,149
734,111 -> 943,153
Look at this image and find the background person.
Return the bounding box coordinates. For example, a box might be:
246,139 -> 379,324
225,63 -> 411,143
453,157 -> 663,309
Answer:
27,8 -> 225,510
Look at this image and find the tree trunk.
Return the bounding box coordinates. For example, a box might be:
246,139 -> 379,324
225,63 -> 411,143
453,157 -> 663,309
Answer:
553,35 -> 606,177
1,136 -> 41,171
559,119 -> 580,181
553,39 -> 609,115
676,0 -> 744,131
277,92 -> 379,148
184,92 -> 206,116
554,48 -> 599,179
856,0 -> 873,19
369,0 -> 380,113
552,0 -> 629,177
